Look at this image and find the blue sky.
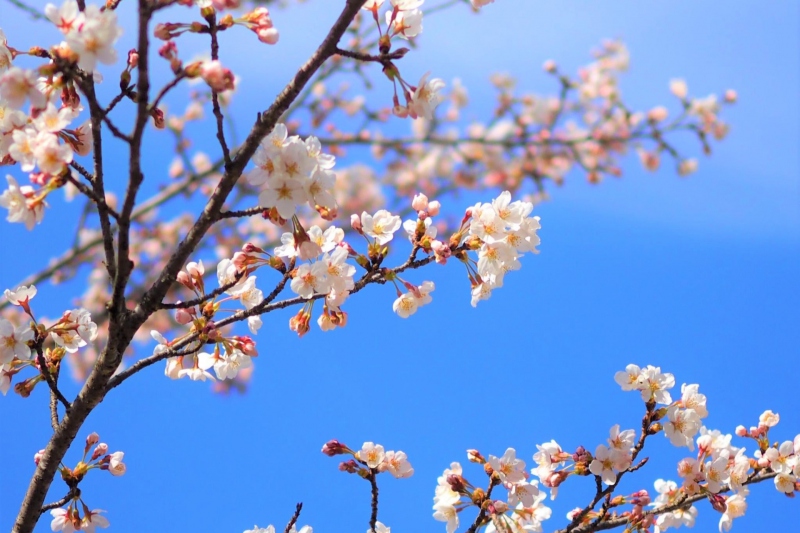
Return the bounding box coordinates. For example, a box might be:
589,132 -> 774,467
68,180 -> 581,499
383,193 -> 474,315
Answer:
1,1 -> 798,532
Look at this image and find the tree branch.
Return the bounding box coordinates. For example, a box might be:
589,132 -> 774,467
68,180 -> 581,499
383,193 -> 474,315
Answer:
282,503 -> 303,533
134,0 -> 368,320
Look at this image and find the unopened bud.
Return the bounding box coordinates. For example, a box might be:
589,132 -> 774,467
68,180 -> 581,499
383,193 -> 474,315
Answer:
322,439 -> 348,456
90,442 -> 108,461
708,493 -> 727,513
412,193 -> 429,212
350,213 -> 363,232
467,449 -> 485,464
85,432 -> 100,448
447,474 -> 466,493
175,307 -> 194,325
127,49 -> 139,69
339,459 -> 358,473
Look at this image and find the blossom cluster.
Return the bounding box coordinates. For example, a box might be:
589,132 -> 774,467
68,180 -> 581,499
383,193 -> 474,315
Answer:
246,123 -> 338,220
427,366 -> 798,533
0,4 -> 110,230
244,524 -> 313,533
1,284 -> 98,396
433,449 -> 552,533
47,432 -> 126,532
319,439 -> 412,533
45,1 -> 122,72
322,439 -> 414,479
462,191 -> 541,306
148,190 -> 540,388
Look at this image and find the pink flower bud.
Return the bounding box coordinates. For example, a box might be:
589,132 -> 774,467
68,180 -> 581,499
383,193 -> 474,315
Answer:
211,0 -> 241,10
322,439 -> 347,456
543,59 -> 557,73
647,106 -> 668,123
127,49 -> 139,69
175,307 -> 193,325
678,159 -> 698,176
339,459 -> 358,473
724,89 -> 737,103
201,60 -> 235,92
350,214 -> 363,232
735,425 -> 747,437
491,500 -> 508,514
235,336 -> 258,356
427,200 -> 441,216
86,432 -> 100,447
670,79 -> 688,99
447,474 -> 466,492
256,27 -> 280,45
177,271 -> 194,290
34,450 -> 45,465
467,449 -> 485,463
90,442 -> 108,461
411,193 -> 429,212
708,493 -> 727,513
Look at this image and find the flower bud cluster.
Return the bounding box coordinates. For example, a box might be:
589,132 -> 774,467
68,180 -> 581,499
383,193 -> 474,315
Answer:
46,432 -> 126,531
1,284 -> 97,396
323,439 -> 414,481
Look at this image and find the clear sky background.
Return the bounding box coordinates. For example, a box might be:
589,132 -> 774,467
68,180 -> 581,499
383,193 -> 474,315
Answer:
1,1 -> 798,533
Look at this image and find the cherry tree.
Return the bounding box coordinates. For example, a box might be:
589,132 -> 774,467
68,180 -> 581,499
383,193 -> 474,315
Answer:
0,1 -> 797,533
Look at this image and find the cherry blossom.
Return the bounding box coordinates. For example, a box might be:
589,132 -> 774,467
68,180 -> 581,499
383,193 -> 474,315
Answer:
4,284 -> 37,307
0,67 -> 46,109
0,29 -> 11,73
356,441 -> 386,469
663,405 -> 702,449
0,319 -> 33,363
0,175 -> 46,230
380,450 -> 414,478
360,209 -> 402,245
407,73 -> 445,120
718,489 -> 748,532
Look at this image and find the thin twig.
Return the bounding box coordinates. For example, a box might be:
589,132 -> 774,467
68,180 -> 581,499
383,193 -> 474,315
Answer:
206,13 -> 232,167
65,174 -> 121,220
368,471 -> 380,533
39,490 -> 78,514
282,503 -> 303,533
34,345 -> 71,422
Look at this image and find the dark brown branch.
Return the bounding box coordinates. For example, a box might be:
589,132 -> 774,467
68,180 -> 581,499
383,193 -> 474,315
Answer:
216,206 -> 266,220
112,0 -> 153,317
368,470 -> 380,532
159,272 -> 246,310
150,73 -> 187,112
0,160 -> 222,313
65,173 -> 121,221
14,5 -> 366,532
283,503 -> 304,533
464,479 -> 497,533
559,471 -> 780,533
39,489 -> 78,514
34,344 -> 71,424
206,13 -> 232,166
76,79 -> 118,281
134,0 -> 368,321
565,403 -> 655,533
